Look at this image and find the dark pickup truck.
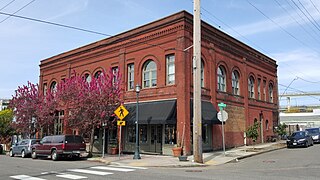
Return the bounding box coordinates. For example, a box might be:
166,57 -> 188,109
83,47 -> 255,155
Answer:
31,135 -> 86,161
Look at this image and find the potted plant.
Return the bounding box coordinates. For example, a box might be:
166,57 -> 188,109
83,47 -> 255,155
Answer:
172,144 -> 182,157
109,143 -> 119,155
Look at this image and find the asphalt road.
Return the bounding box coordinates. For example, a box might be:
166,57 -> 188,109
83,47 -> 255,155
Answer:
1,144 -> 320,180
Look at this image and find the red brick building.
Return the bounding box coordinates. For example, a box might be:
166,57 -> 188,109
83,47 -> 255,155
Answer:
39,11 -> 278,155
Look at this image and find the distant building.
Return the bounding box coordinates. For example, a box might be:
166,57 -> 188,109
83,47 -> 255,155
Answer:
280,109 -> 320,134
39,11 -> 279,155
0,99 -> 9,110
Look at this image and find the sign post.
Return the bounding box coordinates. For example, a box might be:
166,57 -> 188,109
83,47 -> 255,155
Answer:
114,105 -> 129,159
218,102 -> 228,156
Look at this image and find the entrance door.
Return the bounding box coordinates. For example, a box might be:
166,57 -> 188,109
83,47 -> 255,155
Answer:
150,125 -> 162,153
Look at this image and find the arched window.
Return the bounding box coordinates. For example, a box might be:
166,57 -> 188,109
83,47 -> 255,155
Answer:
143,60 -> 157,88
201,60 -> 204,88
265,119 -> 269,130
84,73 -> 91,83
232,70 -> 240,95
217,66 -> 226,92
248,76 -> 255,98
269,83 -> 274,103
50,81 -> 57,93
94,70 -> 102,78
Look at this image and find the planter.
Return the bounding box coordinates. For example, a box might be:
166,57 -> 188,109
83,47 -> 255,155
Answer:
172,147 -> 182,157
178,155 -> 188,161
110,147 -> 119,155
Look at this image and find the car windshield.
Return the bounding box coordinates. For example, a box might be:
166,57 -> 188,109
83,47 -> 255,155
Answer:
31,140 -> 40,145
306,128 -> 319,135
65,136 -> 84,143
291,132 -> 305,138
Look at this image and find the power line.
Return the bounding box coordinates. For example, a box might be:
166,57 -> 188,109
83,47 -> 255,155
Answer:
200,7 -> 270,55
0,11 -> 111,36
295,0 -> 320,31
274,0 -> 320,44
0,10 -> 167,53
0,0 -> 15,11
0,0 -> 36,24
247,0 -> 320,55
310,0 -> 320,16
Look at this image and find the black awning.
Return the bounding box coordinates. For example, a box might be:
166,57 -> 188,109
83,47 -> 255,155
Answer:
124,99 -> 176,124
190,100 -> 220,124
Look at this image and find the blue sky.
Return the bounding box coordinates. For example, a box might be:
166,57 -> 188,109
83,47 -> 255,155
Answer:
1,0 -> 320,107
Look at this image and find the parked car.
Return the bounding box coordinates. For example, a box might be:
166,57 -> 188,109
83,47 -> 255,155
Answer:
305,127 -> 320,143
31,135 -> 86,161
9,139 -> 40,158
0,144 -> 3,154
287,131 -> 314,148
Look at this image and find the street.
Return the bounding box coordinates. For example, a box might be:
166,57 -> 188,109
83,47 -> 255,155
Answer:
0,144 -> 320,180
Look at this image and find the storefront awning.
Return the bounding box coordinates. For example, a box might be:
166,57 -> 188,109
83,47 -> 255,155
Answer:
124,99 -> 177,124
190,100 -> 220,124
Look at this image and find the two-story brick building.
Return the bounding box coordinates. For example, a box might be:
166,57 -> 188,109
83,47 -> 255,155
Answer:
39,11 -> 278,155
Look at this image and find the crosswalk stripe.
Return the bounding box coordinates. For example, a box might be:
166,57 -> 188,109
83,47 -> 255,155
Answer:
108,164 -> 148,170
10,175 -> 46,180
56,173 -> 87,179
67,169 -> 113,176
90,166 -> 135,172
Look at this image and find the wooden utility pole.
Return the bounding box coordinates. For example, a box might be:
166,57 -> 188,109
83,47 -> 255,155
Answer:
193,0 -> 203,163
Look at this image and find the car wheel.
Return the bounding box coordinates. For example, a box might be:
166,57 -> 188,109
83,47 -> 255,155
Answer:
21,150 -> 26,158
31,150 -> 37,159
51,150 -> 58,161
9,149 -> 14,157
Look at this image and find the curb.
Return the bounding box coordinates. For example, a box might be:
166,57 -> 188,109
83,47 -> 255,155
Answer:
236,145 -> 286,161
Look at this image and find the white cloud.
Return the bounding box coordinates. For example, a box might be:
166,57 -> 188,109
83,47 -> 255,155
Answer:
273,49 -> 320,82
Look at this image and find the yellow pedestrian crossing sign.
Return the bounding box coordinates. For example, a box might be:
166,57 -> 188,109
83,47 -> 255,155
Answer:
114,105 -> 129,120
117,120 -> 126,126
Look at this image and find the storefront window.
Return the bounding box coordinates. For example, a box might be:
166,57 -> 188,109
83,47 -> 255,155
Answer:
202,124 -> 208,144
165,125 -> 176,144
140,125 -> 148,144
127,125 -> 135,143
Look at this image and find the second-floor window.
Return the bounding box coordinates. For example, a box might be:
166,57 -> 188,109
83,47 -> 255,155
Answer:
258,78 -> 261,100
269,83 -> 274,103
112,67 -> 118,85
166,54 -> 175,85
128,64 -> 134,90
143,60 -> 157,88
50,81 -> 57,94
248,76 -> 255,98
232,70 -> 240,95
263,80 -> 266,101
84,73 -> 91,83
217,66 -> 226,92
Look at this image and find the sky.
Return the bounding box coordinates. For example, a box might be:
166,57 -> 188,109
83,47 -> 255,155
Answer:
1,0 -> 320,107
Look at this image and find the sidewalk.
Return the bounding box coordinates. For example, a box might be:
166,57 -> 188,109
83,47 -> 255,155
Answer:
88,141 -> 287,167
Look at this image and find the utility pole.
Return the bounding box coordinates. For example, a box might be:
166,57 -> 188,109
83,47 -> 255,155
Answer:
193,0 -> 203,163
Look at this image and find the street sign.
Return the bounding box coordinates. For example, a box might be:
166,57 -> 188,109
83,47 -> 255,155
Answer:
217,110 -> 228,122
114,105 -> 129,120
117,120 -> 126,126
218,102 -> 227,108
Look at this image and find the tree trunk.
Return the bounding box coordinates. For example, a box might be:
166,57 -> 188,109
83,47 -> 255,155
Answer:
88,126 -> 95,157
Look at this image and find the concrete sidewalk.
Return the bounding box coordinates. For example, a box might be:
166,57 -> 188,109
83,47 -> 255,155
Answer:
88,141 -> 287,167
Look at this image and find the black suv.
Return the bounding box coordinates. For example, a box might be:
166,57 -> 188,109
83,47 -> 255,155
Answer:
31,135 -> 86,161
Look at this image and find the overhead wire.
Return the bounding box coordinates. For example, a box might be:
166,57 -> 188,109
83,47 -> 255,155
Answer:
0,0 -> 36,24
274,0 -> 320,44
309,0 -> 320,16
246,0 -> 320,55
0,11 -> 167,52
0,0 -> 15,11
295,0 -> 320,31
200,7 -> 270,55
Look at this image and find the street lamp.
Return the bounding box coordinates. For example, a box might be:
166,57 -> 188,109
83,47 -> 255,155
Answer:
133,84 -> 141,159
